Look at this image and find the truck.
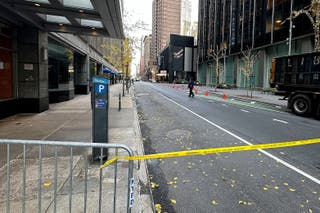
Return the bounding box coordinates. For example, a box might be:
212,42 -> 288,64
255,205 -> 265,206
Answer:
270,52 -> 320,118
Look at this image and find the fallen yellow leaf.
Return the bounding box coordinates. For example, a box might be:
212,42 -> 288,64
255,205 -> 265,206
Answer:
173,177 -> 178,181
155,204 -> 161,213
263,187 -> 268,191
43,182 -> 52,187
170,199 -> 177,204
211,200 -> 217,205
151,182 -> 159,189
283,183 -> 289,186
289,188 -> 296,192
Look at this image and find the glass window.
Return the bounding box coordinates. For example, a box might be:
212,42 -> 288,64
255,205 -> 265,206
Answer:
273,0 -> 290,42
0,49 -> 13,99
38,14 -> 71,25
46,15 -> 71,24
80,19 -> 103,28
63,0 -> 94,10
25,0 -> 50,4
48,38 -> 74,90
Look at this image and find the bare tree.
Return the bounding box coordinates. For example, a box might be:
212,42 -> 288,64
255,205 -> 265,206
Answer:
287,0 -> 320,52
240,47 -> 260,98
207,45 -> 226,91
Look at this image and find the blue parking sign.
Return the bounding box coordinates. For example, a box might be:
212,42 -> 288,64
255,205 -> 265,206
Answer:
95,83 -> 107,94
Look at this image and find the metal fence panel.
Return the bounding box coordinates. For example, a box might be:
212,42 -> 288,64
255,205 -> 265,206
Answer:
0,139 -> 134,213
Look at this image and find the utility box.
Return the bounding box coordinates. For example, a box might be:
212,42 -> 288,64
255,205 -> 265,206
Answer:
92,77 -> 109,160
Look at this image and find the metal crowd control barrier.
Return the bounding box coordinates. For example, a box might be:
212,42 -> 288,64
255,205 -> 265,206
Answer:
0,139 -> 134,213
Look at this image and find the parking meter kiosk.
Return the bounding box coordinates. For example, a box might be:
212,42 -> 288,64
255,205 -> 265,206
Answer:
92,77 -> 109,160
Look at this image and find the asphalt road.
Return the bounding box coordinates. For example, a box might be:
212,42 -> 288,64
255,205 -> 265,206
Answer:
135,82 -> 320,213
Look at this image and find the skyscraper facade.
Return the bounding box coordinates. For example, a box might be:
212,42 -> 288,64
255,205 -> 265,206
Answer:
151,0 -> 182,65
141,35 -> 152,79
198,0 -> 314,88
181,0 -> 192,36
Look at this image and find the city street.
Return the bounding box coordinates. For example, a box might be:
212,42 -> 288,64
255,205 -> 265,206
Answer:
135,82 -> 320,213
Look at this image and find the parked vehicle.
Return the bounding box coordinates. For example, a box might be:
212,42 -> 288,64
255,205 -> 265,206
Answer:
270,52 -> 320,117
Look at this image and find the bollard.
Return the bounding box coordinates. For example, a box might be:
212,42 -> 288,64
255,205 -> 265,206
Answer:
123,80 -> 125,97
119,93 -> 121,111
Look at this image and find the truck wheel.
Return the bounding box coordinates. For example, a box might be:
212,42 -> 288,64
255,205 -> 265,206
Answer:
291,94 -> 312,116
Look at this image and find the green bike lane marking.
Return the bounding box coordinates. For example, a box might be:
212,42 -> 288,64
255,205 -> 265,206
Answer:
196,94 -> 286,114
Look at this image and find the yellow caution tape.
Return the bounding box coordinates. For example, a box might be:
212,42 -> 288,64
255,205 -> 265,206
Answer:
100,138 -> 320,169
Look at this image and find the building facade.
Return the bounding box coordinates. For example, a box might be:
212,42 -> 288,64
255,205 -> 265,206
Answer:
181,0 -> 192,36
151,0 -> 182,65
198,0 -> 314,88
142,35 -> 152,80
0,0 -> 123,119
159,34 -> 195,82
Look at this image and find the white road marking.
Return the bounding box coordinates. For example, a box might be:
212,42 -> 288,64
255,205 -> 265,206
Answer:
273,118 -> 289,124
240,109 -> 250,113
159,93 -> 320,185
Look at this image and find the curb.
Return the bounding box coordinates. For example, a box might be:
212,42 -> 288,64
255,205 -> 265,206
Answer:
130,86 -> 155,213
209,91 -> 289,111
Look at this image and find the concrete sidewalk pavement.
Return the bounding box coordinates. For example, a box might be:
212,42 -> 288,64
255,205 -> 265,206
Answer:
162,83 -> 288,110
0,83 -> 153,212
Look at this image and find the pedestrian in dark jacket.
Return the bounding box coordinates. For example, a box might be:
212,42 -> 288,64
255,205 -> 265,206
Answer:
188,79 -> 194,98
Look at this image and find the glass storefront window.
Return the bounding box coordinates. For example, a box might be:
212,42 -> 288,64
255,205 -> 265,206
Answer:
48,38 -> 74,90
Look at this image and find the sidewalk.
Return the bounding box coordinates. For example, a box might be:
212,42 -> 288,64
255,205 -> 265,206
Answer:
165,83 -> 288,110
0,83 -> 153,212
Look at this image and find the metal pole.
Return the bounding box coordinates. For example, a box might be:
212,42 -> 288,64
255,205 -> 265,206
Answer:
241,0 -> 245,51
252,0 -> 256,48
271,0 -> 275,44
119,93 -> 121,111
229,0 -> 233,55
123,77 -> 125,97
224,49 -> 226,83
289,0 -> 294,55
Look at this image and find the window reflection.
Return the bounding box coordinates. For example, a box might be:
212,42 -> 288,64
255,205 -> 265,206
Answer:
48,38 -> 74,90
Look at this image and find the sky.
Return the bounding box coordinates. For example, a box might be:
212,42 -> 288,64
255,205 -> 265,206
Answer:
123,0 -> 199,76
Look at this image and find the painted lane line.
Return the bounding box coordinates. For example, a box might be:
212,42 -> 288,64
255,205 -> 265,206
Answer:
273,118 -> 289,124
158,93 -> 320,185
240,109 -> 250,113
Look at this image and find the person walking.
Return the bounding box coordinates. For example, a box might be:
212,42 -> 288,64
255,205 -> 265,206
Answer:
188,78 -> 195,98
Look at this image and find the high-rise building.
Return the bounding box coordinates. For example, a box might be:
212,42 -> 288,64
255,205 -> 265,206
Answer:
181,0 -> 192,36
141,35 -> 152,79
151,0 -> 182,65
197,0 -> 314,88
